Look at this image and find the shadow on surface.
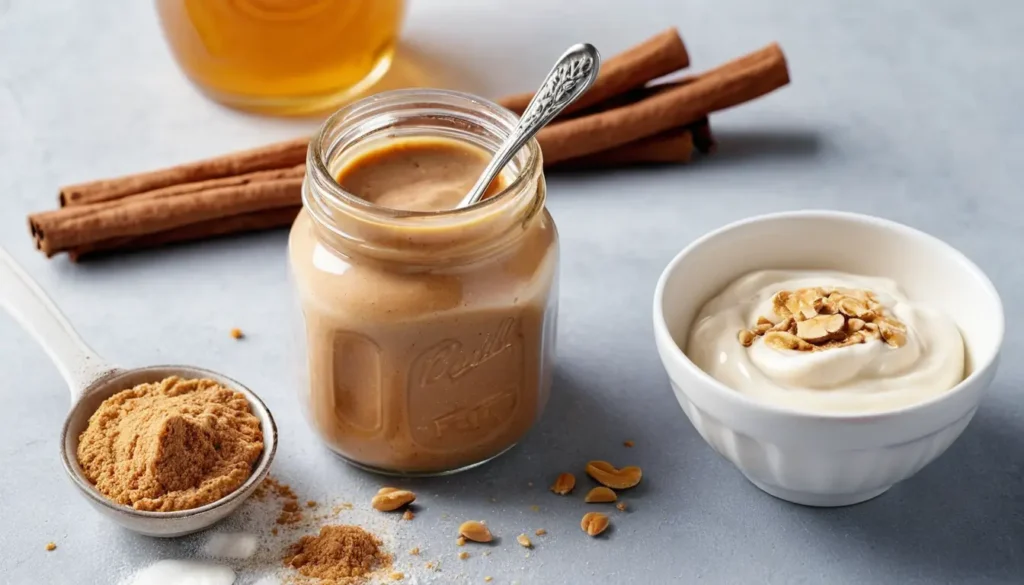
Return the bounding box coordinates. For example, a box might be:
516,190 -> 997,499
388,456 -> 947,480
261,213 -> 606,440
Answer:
797,393 -> 1024,580
705,127 -> 823,165
547,127 -> 823,180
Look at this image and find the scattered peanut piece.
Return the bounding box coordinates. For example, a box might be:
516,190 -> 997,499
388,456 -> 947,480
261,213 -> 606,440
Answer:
456,537 -> 466,547
306,500 -> 317,508
623,440 -> 634,448
534,529 -> 547,536
403,509 -> 415,521
425,561 -> 436,570
45,542 -> 56,552
372,487 -> 416,511
409,547 -> 420,556
585,461 -> 642,489
485,578 -> 493,582
584,486 -> 618,503
459,552 -> 469,560
516,534 -> 532,548
230,328 -> 244,339
550,472 -> 576,495
616,501 -> 628,512
390,572 -> 405,581
580,512 -> 610,537
459,521 -> 493,543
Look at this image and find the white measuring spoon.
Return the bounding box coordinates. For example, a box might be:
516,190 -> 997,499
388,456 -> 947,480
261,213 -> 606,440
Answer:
0,247 -> 277,537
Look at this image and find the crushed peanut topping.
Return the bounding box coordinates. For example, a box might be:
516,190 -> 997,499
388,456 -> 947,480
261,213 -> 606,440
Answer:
740,287 -> 907,351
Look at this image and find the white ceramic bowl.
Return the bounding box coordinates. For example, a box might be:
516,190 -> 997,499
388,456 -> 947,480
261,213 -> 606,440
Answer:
653,211 -> 1003,507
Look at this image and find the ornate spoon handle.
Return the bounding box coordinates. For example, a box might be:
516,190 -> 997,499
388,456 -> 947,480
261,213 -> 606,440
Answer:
457,43 -> 601,208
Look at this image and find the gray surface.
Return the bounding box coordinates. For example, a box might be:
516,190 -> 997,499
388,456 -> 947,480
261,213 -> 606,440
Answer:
1,0 -> 1022,583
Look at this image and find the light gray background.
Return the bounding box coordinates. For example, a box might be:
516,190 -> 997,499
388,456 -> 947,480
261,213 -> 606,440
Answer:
1,1 -> 1021,584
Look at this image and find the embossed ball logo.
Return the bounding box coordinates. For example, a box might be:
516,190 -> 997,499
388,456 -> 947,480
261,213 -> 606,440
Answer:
409,317 -> 523,449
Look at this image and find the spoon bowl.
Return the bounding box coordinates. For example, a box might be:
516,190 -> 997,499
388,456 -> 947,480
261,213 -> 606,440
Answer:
61,365 -> 277,537
1,248 -> 277,537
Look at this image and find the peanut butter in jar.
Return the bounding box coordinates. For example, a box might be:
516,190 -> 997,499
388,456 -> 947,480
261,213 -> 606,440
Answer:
289,90 -> 558,474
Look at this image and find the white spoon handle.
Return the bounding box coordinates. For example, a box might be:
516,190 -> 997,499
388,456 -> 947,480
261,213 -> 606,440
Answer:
0,247 -> 114,401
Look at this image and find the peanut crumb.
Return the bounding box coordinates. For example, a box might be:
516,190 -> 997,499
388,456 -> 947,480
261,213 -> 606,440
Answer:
459,552 -> 469,560
409,547 -> 420,556
306,500 -> 317,508
534,529 -> 547,536
403,509 -> 415,521
516,534 -> 532,548
623,440 -> 634,448
45,542 -> 56,552
272,528 -> 279,535
230,328 -> 244,339
456,536 -> 466,547
485,578 -> 493,582
390,572 -> 405,581
425,561 -> 436,570
483,551 -> 491,557
616,501 -> 628,512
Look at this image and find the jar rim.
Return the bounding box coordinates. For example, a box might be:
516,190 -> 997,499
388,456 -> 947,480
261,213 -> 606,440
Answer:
307,88 -> 541,222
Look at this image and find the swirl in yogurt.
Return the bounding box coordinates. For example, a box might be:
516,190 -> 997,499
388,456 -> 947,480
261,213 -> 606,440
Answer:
686,270 -> 965,414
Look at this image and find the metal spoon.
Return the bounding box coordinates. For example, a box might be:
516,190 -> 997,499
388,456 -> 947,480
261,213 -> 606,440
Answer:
456,43 -> 601,208
0,247 -> 277,537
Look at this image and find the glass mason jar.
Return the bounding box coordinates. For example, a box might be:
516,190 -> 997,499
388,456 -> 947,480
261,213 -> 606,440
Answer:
155,0 -> 404,115
288,89 -> 559,475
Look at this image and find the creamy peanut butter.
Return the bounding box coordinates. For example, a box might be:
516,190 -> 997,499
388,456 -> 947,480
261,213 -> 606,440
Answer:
290,136 -> 557,473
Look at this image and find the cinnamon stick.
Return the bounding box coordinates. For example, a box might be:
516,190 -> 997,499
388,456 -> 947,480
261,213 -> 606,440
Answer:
34,125 -> 711,260
34,177 -> 302,257
59,137 -> 309,207
535,43 -> 789,164
68,207 -> 301,261
499,28 -> 690,117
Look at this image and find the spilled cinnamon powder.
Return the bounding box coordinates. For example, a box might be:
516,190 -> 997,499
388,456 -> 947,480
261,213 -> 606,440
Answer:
255,476 -> 305,525
284,525 -> 392,584
76,376 -> 263,511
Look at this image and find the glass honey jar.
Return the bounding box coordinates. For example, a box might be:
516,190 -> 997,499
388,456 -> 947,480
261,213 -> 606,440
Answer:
155,0 -> 405,115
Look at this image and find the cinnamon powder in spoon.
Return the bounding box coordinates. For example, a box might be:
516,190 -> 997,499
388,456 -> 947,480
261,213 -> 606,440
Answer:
76,376 -> 263,512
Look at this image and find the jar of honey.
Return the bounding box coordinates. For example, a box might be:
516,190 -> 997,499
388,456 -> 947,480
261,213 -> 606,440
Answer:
155,0 -> 405,115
